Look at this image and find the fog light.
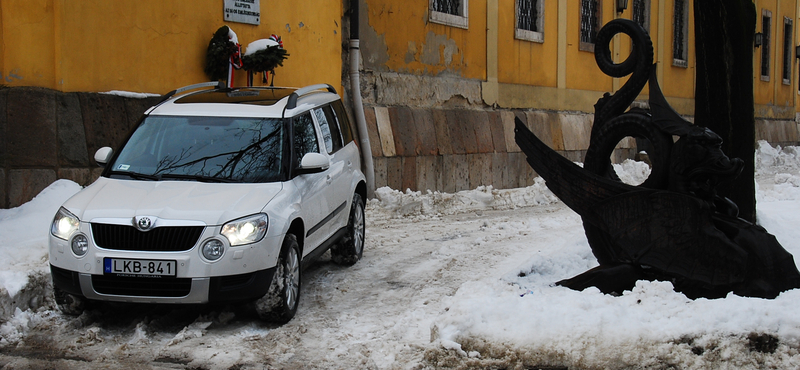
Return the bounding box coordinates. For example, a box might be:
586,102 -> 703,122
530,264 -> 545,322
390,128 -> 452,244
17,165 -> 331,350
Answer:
202,239 -> 225,261
71,234 -> 89,256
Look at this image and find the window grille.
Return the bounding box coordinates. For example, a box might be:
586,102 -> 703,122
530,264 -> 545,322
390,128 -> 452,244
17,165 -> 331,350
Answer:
761,12 -> 772,79
672,0 -> 686,63
430,0 -> 468,29
433,0 -> 461,16
517,0 -> 538,32
782,18 -> 792,84
580,0 -> 599,46
632,0 -> 647,31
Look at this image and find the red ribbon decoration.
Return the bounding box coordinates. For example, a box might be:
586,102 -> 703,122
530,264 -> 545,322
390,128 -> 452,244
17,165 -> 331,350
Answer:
269,34 -> 283,49
227,43 -> 243,88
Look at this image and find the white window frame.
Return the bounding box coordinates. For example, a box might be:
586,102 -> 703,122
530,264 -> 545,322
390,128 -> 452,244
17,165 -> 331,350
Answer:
429,0 -> 469,29
515,0 -> 545,43
672,0 -> 689,68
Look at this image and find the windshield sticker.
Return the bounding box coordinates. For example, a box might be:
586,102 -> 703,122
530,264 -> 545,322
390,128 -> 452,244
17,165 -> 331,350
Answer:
117,164 -> 131,171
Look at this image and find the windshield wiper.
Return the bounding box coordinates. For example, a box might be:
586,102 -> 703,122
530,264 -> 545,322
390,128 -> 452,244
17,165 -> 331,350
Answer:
158,173 -> 236,183
108,170 -> 159,181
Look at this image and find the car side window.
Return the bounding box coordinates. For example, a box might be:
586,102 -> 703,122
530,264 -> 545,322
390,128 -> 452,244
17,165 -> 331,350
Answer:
313,106 -> 343,154
331,100 -> 354,145
293,112 -> 319,167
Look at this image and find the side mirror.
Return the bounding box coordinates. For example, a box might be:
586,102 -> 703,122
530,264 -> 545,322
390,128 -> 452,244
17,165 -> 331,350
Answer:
94,147 -> 113,167
298,152 -> 329,174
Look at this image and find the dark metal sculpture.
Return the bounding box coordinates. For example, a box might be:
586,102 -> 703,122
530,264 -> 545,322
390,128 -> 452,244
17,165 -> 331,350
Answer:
514,19 -> 800,299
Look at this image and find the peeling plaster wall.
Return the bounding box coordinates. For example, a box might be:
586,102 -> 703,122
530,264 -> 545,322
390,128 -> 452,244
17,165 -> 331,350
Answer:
360,0 -> 485,78
419,32 -> 462,67
359,72 -> 482,108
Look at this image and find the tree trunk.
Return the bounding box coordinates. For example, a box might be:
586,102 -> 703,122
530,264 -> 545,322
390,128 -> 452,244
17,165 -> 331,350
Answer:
693,0 -> 757,222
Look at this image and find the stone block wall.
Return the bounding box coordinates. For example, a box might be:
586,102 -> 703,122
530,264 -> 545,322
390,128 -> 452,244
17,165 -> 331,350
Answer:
0,87 -> 162,208
755,119 -> 800,148
3,85 -> 796,208
362,105 -> 627,193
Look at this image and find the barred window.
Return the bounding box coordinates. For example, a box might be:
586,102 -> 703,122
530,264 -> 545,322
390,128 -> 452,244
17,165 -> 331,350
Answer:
761,10 -> 772,81
433,0 -> 461,15
672,0 -> 688,67
430,0 -> 469,29
782,17 -> 792,84
632,0 -> 649,32
579,0 -> 600,52
516,0 -> 544,43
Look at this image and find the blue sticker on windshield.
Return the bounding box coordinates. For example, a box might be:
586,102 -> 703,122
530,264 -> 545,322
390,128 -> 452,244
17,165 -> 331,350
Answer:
117,164 -> 130,171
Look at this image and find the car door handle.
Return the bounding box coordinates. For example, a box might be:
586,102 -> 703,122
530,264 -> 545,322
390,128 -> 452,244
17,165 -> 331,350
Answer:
326,175 -> 332,184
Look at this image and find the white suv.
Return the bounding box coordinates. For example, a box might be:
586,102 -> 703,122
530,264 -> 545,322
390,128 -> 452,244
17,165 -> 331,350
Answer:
49,82 -> 367,323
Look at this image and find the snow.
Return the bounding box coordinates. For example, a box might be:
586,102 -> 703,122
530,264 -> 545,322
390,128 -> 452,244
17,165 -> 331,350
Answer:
244,38 -> 279,56
100,90 -> 161,99
2,141 -> 800,368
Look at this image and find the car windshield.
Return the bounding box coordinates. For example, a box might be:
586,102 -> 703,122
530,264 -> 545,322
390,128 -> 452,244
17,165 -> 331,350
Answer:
108,115 -> 284,183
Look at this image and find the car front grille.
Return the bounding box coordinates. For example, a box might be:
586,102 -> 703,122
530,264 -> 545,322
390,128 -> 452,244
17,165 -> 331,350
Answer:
91,223 -> 204,252
92,274 -> 192,297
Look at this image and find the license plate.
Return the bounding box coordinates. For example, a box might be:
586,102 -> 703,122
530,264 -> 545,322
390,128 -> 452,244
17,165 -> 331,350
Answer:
104,258 -> 177,277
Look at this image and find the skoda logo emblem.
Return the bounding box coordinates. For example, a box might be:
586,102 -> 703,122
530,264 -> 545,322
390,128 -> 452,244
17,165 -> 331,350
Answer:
134,216 -> 155,231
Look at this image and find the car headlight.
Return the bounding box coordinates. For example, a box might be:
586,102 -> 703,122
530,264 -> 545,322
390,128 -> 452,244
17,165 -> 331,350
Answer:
51,207 -> 80,241
221,214 -> 268,246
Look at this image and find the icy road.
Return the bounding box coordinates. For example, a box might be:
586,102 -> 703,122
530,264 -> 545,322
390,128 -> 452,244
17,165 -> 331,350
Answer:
0,184 -> 572,369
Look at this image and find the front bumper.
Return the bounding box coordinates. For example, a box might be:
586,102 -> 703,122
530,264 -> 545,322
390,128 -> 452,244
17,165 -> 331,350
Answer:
51,264 -> 274,304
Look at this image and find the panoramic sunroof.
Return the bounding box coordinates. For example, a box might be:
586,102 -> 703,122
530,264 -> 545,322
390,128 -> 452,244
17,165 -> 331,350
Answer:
174,87 -> 296,105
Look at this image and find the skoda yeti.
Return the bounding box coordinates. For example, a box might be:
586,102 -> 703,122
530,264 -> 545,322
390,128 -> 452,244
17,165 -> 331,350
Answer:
49,82 -> 367,323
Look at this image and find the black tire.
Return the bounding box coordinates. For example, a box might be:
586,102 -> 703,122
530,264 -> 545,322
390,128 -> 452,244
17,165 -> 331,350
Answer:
254,234 -> 301,323
53,286 -> 90,316
331,193 -> 365,266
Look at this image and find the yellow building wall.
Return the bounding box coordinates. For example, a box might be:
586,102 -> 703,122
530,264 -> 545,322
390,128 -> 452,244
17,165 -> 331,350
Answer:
773,3 -> 797,108
565,0 -> 613,93
754,0 -> 778,106
753,0 -> 797,119
657,0 -> 695,100
496,0 -> 558,87
364,0 -> 486,79
0,0 -> 344,94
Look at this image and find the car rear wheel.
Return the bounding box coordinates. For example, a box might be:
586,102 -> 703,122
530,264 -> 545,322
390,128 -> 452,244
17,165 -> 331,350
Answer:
254,234 -> 301,323
331,193 -> 365,266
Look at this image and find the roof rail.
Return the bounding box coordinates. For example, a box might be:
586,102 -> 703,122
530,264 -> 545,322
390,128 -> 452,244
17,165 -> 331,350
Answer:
160,81 -> 225,101
286,84 -> 337,110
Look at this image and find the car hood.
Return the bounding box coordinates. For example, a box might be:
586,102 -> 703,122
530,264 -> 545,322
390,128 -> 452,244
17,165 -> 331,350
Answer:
62,177 -> 282,226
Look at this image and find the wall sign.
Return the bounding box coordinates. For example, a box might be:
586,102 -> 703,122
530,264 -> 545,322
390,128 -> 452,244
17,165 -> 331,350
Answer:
224,0 -> 261,25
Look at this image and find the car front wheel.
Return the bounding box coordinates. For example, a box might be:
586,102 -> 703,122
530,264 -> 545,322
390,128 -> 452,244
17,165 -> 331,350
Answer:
254,234 -> 301,323
331,193 -> 365,266
53,286 -> 91,316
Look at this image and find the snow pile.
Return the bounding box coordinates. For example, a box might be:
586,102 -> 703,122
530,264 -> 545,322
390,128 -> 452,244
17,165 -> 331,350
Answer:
0,180 -> 81,322
369,178 -> 559,219
0,180 -> 81,297
756,140 -> 800,202
368,158 -> 652,220
429,142 -> 800,369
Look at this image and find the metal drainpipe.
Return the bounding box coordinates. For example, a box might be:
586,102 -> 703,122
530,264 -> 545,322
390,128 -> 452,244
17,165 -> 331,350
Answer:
349,0 -> 375,198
